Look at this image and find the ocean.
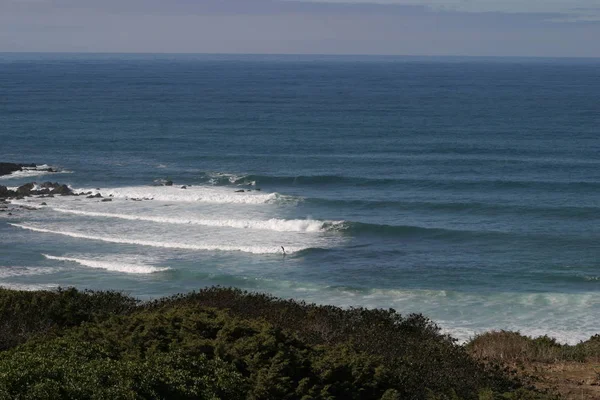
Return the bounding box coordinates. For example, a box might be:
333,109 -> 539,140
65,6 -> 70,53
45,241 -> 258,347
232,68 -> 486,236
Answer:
0,53 -> 598,344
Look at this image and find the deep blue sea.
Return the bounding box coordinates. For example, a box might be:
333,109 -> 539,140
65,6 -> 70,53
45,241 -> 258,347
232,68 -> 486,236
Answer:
0,54 -> 598,343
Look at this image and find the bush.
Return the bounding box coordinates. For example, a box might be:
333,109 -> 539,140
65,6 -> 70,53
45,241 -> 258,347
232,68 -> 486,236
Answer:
0,287 -> 137,350
0,287 -> 561,399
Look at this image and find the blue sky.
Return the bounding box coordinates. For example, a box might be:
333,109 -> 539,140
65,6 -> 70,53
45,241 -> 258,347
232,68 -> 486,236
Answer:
1,0 -> 598,56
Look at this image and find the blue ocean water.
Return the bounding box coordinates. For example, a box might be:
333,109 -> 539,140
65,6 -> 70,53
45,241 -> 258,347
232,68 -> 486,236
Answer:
0,54 -> 598,343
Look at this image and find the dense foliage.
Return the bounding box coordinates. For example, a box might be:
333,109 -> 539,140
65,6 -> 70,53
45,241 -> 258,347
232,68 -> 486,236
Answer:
0,287 -> 560,399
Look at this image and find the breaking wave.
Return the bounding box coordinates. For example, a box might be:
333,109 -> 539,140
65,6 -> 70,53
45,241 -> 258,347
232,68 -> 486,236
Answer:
10,224 -> 308,254
42,254 -> 170,274
50,208 -> 342,233
0,164 -> 72,180
74,185 -> 297,205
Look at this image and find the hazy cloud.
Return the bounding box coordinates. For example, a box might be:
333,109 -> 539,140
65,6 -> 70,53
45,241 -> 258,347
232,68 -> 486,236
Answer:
296,0 -> 600,20
0,0 -> 598,56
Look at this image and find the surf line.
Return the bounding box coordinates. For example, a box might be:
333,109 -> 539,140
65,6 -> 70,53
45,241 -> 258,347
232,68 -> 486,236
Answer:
8,223 -> 306,255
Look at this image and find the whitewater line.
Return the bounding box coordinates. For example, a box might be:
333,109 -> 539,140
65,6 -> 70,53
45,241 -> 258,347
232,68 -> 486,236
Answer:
9,224 -> 306,255
50,207 -> 341,233
74,186 -> 294,205
42,254 -> 169,274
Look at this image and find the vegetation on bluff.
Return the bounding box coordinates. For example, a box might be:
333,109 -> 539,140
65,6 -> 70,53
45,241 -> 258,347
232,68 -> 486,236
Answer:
0,287 -> 592,399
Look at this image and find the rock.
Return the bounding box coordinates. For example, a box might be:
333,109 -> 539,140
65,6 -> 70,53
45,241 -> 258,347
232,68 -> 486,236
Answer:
52,185 -> 73,196
0,186 -> 13,198
101,198 -> 112,202
255,188 -> 261,191
0,163 -> 26,177
87,193 -> 102,199
7,212 -> 12,216
16,183 -> 35,196
165,180 -> 173,186
32,188 -> 50,195
41,182 -> 61,189
181,186 -> 187,189
235,190 -> 245,193
40,202 -> 47,206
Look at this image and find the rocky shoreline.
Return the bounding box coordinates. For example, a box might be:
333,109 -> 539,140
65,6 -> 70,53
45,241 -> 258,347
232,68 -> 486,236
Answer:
0,181 -> 73,199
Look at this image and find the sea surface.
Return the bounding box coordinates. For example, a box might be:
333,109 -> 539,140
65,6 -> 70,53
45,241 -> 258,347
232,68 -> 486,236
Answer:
0,53 -> 598,343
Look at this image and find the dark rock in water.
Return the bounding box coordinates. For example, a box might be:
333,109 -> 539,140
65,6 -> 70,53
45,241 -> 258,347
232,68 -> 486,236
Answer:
40,202 -> 47,206
235,189 -> 245,193
0,186 -> 13,198
181,186 -> 187,189
16,183 -> 35,196
255,188 -> 261,191
0,163 -> 58,177
101,198 -> 112,202
165,180 -> 173,186
32,188 -> 50,195
0,163 -> 27,177
7,212 -> 12,216
41,182 -> 61,189
52,185 -> 72,196
87,193 -> 102,199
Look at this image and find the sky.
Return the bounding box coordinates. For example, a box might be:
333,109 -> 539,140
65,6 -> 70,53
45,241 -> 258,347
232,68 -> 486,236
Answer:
1,0 -> 599,57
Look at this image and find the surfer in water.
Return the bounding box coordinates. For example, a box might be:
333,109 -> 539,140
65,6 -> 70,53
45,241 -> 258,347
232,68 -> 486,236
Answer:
281,246 -> 286,256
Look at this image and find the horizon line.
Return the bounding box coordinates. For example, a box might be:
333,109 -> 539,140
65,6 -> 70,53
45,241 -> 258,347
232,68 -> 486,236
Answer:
1,51 -> 599,60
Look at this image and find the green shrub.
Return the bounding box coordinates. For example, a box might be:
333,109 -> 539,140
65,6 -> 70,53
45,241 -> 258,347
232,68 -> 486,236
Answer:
0,287 -> 137,350
0,287 -> 564,399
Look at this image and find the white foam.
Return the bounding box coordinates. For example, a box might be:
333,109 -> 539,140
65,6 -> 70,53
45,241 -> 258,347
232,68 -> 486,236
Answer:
50,208 -> 341,233
74,185 -> 294,205
10,224 -> 306,254
0,165 -> 72,180
42,254 -> 170,274
204,172 -> 247,185
5,200 -> 43,208
337,288 -> 600,345
0,266 -> 59,279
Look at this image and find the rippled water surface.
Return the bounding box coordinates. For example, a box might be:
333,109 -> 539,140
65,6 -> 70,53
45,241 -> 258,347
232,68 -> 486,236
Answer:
1,54 -> 599,343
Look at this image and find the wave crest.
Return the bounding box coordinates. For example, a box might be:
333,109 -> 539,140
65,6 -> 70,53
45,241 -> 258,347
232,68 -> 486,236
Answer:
75,185 -> 297,205
51,208 -> 342,233
42,254 -> 170,274
11,224 -> 307,254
